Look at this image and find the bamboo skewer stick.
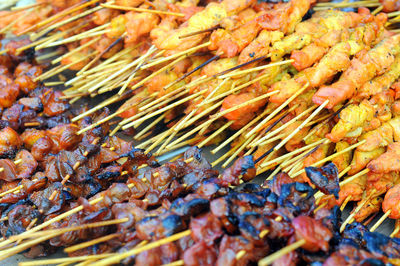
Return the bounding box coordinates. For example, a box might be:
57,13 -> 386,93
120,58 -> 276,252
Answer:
34,0 -> 102,31
0,219 -> 128,261
32,4 -> 105,41
211,109 -> 271,154
261,138 -> 327,168
19,254 -> 115,266
92,230 -> 192,266
45,27 -> 110,48
290,140 -> 366,178
64,233 -> 120,253
140,42 -> 211,70
101,3 -> 185,17
252,105 -> 317,148
258,239 -> 307,266
265,100 -> 328,160
370,210 -> 392,232
340,189 -> 377,233
246,83 -> 309,138
122,89 -> 208,130
218,59 -> 294,79
197,121 -> 234,148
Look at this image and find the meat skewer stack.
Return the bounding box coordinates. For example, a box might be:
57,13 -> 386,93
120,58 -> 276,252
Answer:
0,0 -> 400,264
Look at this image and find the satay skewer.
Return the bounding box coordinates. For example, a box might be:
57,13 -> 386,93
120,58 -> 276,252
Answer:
100,3 -> 185,17
0,219 -> 129,261
245,83 -> 309,138
340,189 -> 377,232
290,140 -> 366,178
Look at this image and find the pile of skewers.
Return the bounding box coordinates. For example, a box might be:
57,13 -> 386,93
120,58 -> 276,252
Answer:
1,0 -> 400,264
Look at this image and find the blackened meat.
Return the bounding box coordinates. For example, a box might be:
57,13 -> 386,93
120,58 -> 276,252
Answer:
305,162 -> 339,199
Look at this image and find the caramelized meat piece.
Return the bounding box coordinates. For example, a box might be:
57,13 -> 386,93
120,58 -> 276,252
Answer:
368,142 -> 400,173
0,127 -> 21,158
29,182 -> 65,215
190,213 -> 223,245
0,159 -> 17,182
382,183 -> 400,219
20,129 -> 46,149
221,155 -> 256,185
47,124 -> 82,151
15,150 -> 37,179
39,89 -> 70,117
7,204 -> 40,236
292,216 -> 332,252
305,162 -> 339,199
183,241 -> 217,266
324,245 -> 383,266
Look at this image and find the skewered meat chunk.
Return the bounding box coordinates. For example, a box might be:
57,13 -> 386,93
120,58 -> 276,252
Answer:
292,216 -> 332,252
0,127 -> 21,158
314,34 -> 400,109
382,183 -> 400,219
368,142 -> 400,173
305,162 -> 339,199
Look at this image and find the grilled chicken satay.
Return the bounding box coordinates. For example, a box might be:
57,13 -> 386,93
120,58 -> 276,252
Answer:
313,33 -> 400,109
269,16 -> 386,104
210,0 -> 312,58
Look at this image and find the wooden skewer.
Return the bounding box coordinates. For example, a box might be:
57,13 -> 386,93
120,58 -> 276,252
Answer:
340,189 -> 377,233
371,5 -> 383,15
48,137 -> 101,200
258,239 -> 307,266
32,4 -> 104,41
163,260 -> 184,266
19,254 -> 115,266
80,34 -> 125,75
290,140 -> 366,178
340,195 -> 352,211
92,230 -> 191,266
211,109 -> 271,154
51,36 -> 101,64
34,0 -> 102,30
46,25 -> 110,48
101,3 -> 185,17
72,94 -> 125,122
85,46 -> 156,93
268,100 -> 329,158
314,201 -> 328,213
0,8 -> 35,34
339,166 -> 351,178
44,81 -> 64,86
252,105 -> 317,148
261,138 -> 327,168
370,210 -> 392,232
36,50 -> 64,62
129,53 -> 189,92
218,59 -> 294,80
0,219 -> 128,261
246,83 -> 309,138
64,233 -> 120,253
122,89 -> 208,130
10,2 -> 44,11
35,51 -> 99,81
164,54 -> 221,91
141,41 -> 211,70
390,222 -> 400,238
179,25 -> 221,38
197,121 -> 234,148
160,102 -> 224,150
73,47 -> 134,79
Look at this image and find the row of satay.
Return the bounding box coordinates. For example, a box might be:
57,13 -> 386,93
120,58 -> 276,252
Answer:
0,51 -> 397,266
2,0 -> 400,246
